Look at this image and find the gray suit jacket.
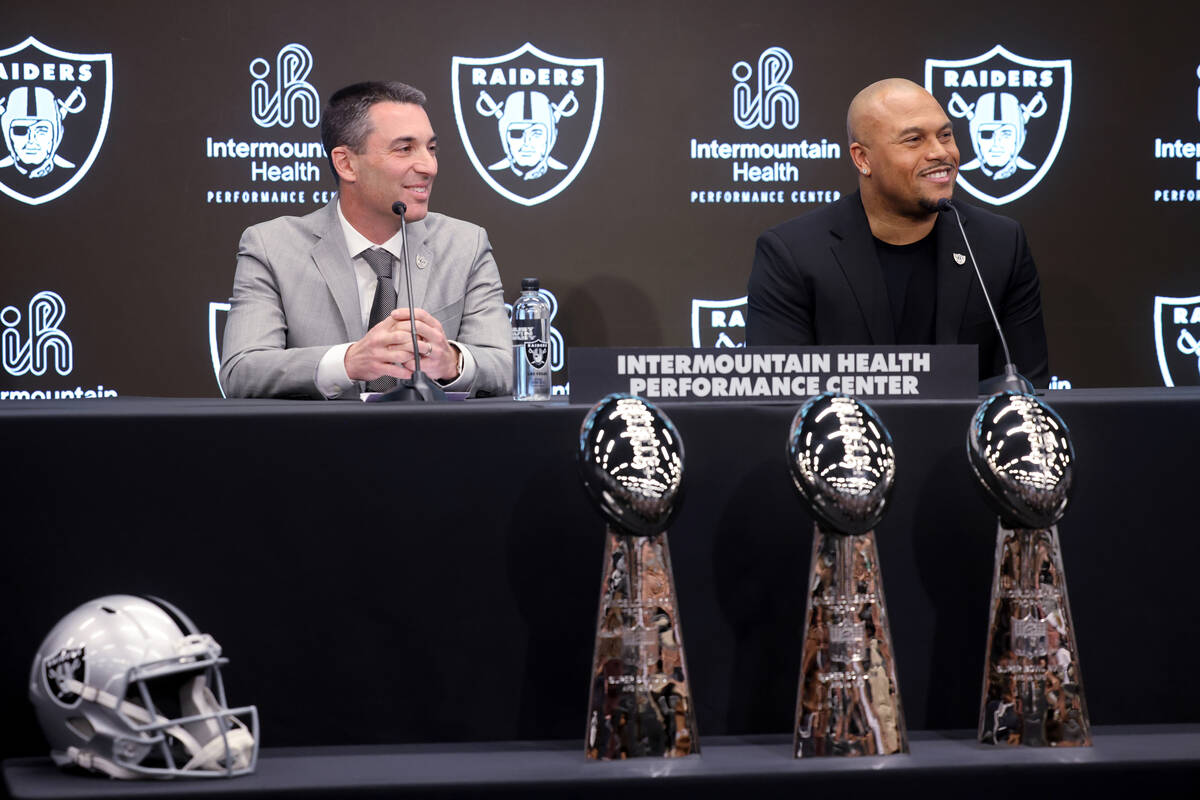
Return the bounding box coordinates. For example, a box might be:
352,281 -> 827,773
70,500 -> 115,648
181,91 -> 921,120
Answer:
220,200 -> 512,399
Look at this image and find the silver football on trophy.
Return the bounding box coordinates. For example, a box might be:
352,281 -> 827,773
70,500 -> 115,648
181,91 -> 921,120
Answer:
787,393 -> 896,536
967,391 -> 1075,529
578,394 -> 684,537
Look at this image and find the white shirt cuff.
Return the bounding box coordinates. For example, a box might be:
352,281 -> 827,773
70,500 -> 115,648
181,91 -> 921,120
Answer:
316,343 -> 357,399
437,341 -> 477,392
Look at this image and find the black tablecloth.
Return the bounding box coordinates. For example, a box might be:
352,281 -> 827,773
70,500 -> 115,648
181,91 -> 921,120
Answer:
2,389 -> 1197,760
6,726 -> 1199,799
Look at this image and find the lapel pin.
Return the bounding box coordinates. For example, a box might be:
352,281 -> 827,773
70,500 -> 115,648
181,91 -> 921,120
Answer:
415,254 -> 429,269
953,253 -> 967,266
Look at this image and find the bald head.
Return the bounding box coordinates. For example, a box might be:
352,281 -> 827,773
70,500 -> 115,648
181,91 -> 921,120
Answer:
845,78 -> 959,228
847,78 -> 936,146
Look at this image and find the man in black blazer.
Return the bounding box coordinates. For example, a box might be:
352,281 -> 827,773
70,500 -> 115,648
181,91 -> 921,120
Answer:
746,78 -> 1049,386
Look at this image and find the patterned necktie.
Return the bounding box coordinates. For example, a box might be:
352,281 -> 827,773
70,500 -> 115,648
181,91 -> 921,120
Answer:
362,247 -> 397,392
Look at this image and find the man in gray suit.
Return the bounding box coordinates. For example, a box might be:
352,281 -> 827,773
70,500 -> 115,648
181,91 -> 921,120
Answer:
220,81 -> 512,399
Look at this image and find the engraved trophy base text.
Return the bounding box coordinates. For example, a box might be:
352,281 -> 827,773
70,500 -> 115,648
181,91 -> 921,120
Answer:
794,526 -> 908,757
979,523 -> 1091,746
586,529 -> 698,759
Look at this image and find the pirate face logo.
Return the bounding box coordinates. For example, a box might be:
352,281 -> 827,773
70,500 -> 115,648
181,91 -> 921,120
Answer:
3,88 -> 66,174
43,647 -> 86,708
966,92 -> 1041,176
1154,294 -> 1200,387
452,43 -> 603,206
484,89 -> 578,180
0,37 -> 112,205
691,296 -> 746,348
926,45 -> 1071,205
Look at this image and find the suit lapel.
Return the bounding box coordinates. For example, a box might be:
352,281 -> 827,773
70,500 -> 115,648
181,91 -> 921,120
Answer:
310,201 -> 364,341
829,193 -> 894,345
398,218 -> 433,311
934,207 -> 974,344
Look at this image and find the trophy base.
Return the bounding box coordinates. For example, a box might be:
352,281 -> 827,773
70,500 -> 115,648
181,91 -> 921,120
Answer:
794,526 -> 908,758
585,530 -> 699,760
978,523 -> 1091,747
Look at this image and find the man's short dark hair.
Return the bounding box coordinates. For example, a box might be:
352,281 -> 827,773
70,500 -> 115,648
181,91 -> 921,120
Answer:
320,81 -> 427,183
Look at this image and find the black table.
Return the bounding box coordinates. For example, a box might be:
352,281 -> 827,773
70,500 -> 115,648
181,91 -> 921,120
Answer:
5,726 -> 1199,799
2,389 -> 1197,763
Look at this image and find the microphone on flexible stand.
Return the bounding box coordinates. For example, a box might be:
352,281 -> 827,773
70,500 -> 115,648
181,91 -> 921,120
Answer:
936,198 -> 1034,395
365,201 -> 447,403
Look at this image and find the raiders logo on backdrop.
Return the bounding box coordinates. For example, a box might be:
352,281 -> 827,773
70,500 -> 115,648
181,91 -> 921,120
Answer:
452,43 -> 603,206
691,296 -> 747,348
43,647 -> 86,708
209,301 -> 230,396
1154,294 -> 1200,387
925,45 -> 1071,206
0,37 -> 112,205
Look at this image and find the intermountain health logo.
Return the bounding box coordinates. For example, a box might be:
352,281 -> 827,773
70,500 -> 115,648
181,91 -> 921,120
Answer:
452,43 -> 603,206
250,43 -> 319,129
688,46 -> 841,207
2,290 -> 71,376
926,45 -> 1071,206
203,42 -> 330,206
0,37 -> 112,205
0,289 -> 117,399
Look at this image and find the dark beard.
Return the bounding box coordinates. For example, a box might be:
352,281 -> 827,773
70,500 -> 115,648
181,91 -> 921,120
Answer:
916,196 -> 944,214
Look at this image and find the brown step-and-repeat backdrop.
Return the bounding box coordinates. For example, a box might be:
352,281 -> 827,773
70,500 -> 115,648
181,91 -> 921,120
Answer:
2,0 -> 1198,398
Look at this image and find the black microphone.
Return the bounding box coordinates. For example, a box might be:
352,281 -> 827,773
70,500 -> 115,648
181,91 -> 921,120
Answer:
937,198 -> 1033,395
366,201 -> 447,402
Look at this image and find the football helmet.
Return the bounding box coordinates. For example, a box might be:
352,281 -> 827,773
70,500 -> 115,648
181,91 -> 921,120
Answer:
29,595 -> 258,779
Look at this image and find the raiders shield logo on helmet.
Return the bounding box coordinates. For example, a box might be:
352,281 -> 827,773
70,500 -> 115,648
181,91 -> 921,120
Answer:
0,37 -> 112,206
925,45 -> 1071,206
691,296 -> 747,348
452,43 -> 603,207
43,646 -> 86,708
1154,294 -> 1200,387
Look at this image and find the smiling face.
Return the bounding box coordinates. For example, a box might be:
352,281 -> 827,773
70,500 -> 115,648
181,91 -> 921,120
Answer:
850,82 -> 960,218
335,101 -> 438,227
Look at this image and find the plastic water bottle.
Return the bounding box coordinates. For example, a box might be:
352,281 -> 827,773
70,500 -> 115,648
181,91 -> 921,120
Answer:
512,278 -> 552,400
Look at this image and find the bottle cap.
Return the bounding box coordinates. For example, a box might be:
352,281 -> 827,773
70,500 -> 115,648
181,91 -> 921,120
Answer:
521,278 -> 539,292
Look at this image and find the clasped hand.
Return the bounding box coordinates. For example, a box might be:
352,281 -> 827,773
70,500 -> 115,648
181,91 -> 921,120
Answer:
345,308 -> 459,383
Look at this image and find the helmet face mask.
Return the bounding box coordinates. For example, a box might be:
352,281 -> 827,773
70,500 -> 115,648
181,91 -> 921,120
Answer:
30,596 -> 258,779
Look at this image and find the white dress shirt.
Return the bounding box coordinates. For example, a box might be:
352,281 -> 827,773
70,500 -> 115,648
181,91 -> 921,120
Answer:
315,201 -> 473,398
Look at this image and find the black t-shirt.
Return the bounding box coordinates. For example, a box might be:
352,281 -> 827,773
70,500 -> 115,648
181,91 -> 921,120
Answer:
873,231 -> 937,344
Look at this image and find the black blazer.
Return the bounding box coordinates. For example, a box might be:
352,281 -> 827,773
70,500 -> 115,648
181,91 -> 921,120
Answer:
746,191 -> 1049,385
